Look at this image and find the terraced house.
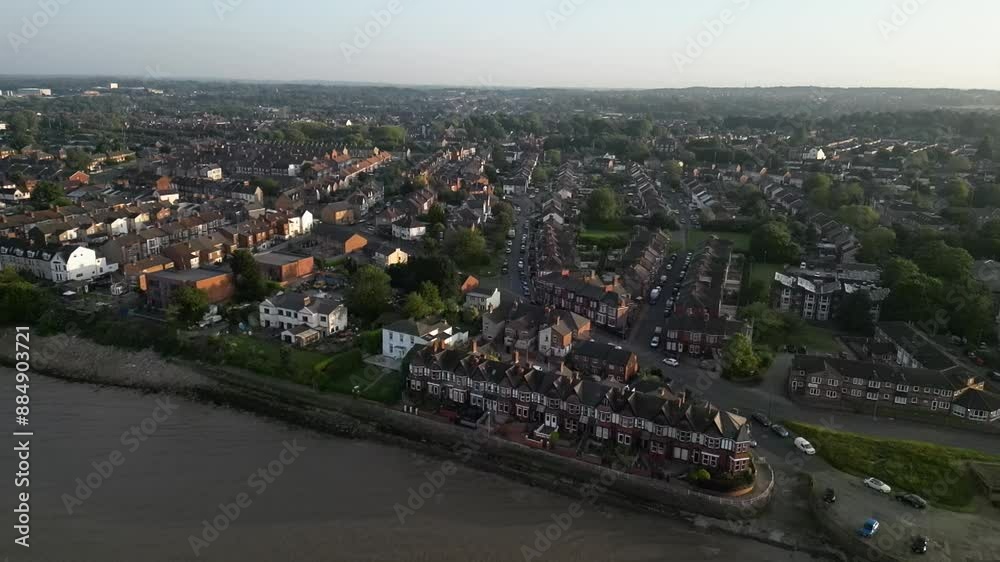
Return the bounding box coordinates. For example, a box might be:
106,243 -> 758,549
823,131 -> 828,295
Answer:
534,271 -> 632,334
405,341 -> 754,475
789,355 -> 999,423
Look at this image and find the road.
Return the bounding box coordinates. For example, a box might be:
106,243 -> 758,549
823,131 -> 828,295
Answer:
501,193 -> 535,297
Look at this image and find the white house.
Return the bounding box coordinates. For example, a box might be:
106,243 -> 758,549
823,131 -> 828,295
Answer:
801,148 -> 827,161
0,186 -> 31,204
0,241 -> 118,283
287,210 -> 315,238
198,164 -> 224,181
464,287 -> 501,313
370,242 -> 409,268
382,319 -> 468,359
259,292 -> 348,344
392,217 -> 427,241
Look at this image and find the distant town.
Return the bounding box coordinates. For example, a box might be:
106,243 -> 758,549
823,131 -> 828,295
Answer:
3,78 -> 1000,560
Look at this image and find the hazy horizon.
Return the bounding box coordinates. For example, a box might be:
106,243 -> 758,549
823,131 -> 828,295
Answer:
3,0 -> 999,90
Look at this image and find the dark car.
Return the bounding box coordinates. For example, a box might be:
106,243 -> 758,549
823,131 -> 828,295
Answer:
912,536 -> 928,554
823,488 -> 837,503
752,412 -> 772,427
770,424 -> 790,438
896,493 -> 928,509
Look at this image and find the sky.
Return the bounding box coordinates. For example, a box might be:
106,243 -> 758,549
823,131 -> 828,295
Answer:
2,0 -> 999,90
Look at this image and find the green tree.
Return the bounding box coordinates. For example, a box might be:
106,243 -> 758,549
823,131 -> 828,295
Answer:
804,173 -> 833,208
721,334 -> 761,380
444,229 -> 488,268
167,285 -> 210,328
837,205 -> 880,231
750,221 -> 801,263
404,293 -> 433,320
857,227 -> 896,264
346,265 -> 393,323
942,178 -> 972,207
649,210 -> 677,231
371,126 -> 407,149
425,204 -> 447,225
836,291 -> 874,333
585,187 -> 622,226
915,240 -> 973,281
740,279 -> 770,306
831,182 -> 865,209
881,273 -> 943,323
882,257 -> 921,287
64,148 -> 93,172
544,149 -> 562,165
31,181 -> 70,209
229,250 -> 275,302
0,268 -> 52,324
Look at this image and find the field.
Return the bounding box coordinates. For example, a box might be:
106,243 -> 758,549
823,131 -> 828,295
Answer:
674,230 -> 751,252
786,422 -> 998,511
748,261 -> 784,288
787,325 -> 843,353
210,336 -> 401,404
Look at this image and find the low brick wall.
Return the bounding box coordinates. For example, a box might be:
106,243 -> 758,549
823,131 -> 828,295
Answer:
0,331 -> 774,522
202,364 -> 775,521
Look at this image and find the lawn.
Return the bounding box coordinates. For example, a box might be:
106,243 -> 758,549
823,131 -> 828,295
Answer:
219,335 -> 328,377
580,226 -> 631,248
787,324 -> 843,353
748,261 -> 784,287
785,422 -> 998,511
674,230 -> 751,253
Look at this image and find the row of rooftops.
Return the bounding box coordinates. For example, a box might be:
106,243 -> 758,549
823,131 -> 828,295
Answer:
793,354 -> 1000,412
410,344 -> 751,441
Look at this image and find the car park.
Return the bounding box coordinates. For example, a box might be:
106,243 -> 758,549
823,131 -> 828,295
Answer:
864,477 -> 891,494
896,493 -> 928,509
859,518 -> 879,538
770,424 -> 790,437
794,437 -> 816,455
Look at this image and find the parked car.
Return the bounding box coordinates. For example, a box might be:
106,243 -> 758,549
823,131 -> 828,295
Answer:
912,536 -> 928,554
770,424 -> 790,437
794,437 -> 816,455
751,412 -> 772,427
896,493 -> 928,509
859,518 -> 880,538
823,488 -> 837,504
864,477 -> 891,494
650,336 -> 661,348
662,357 -> 680,367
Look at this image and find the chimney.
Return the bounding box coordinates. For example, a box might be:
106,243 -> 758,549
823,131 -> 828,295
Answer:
471,339 -> 478,354
513,350 -> 521,365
